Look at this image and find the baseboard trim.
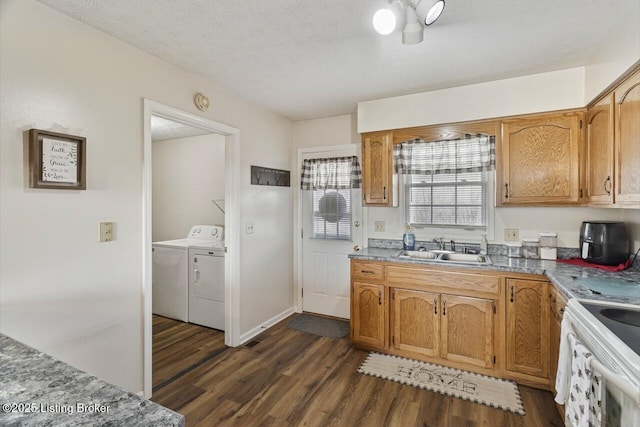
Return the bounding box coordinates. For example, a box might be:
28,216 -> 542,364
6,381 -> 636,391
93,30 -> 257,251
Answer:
238,307 -> 295,345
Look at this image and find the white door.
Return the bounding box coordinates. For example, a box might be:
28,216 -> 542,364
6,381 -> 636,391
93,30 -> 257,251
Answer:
301,146 -> 363,319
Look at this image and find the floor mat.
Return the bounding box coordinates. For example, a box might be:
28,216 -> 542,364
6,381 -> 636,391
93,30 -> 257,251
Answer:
287,314 -> 349,338
358,352 -> 526,415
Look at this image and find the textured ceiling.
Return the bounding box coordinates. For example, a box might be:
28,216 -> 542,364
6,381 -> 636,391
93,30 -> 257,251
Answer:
150,116 -> 212,142
38,0 -> 640,121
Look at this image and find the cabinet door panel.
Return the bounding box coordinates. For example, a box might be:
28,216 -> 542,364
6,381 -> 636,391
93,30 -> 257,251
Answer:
586,94 -> 614,205
615,70 -> 640,206
392,288 -> 439,357
440,294 -> 494,369
500,113 -> 581,205
352,282 -> 386,348
506,279 -> 549,378
362,132 -> 393,206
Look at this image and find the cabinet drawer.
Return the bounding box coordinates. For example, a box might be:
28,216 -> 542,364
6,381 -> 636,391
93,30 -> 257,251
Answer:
386,265 -> 500,295
352,261 -> 384,281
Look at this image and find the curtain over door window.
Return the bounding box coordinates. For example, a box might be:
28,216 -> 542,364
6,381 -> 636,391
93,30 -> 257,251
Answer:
301,156 -> 361,240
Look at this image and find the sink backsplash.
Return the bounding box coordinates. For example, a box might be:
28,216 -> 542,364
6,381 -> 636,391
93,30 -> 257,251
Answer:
368,238 -> 581,258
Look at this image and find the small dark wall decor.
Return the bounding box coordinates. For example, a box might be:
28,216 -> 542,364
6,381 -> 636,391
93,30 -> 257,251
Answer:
28,129 -> 86,190
251,165 -> 290,187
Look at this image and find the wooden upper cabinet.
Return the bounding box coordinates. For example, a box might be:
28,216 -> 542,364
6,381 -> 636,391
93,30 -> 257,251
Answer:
440,294 -> 494,369
614,69 -> 640,207
361,131 -> 394,206
499,111 -> 583,206
506,279 -> 549,379
586,94 -> 615,205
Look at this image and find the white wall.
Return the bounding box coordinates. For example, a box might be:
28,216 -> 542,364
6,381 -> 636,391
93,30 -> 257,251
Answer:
0,0 -> 293,394
152,134 -> 226,242
357,68 -> 585,133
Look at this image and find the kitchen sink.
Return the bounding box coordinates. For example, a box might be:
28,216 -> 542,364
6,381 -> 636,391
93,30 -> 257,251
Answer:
397,250 -> 439,260
439,253 -> 491,264
396,250 -> 491,265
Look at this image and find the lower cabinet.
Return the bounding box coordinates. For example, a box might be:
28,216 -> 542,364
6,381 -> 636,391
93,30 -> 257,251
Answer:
391,289 -> 495,369
440,294 -> 494,369
391,288 -> 439,358
351,281 -> 387,348
351,260 -> 554,389
505,278 -> 550,381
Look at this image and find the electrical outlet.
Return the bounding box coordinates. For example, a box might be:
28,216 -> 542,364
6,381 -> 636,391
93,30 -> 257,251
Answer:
245,222 -> 255,234
99,221 -> 115,242
374,221 -> 385,232
504,228 -> 519,241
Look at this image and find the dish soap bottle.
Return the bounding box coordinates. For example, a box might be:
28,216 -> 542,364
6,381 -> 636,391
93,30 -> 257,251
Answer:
403,226 -> 415,250
480,234 -> 488,255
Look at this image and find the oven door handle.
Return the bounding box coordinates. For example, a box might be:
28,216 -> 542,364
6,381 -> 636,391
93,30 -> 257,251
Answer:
590,357 -> 640,406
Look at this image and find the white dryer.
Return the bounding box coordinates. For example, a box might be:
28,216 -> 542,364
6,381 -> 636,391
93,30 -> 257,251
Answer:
152,225 -> 225,326
189,240 -> 225,330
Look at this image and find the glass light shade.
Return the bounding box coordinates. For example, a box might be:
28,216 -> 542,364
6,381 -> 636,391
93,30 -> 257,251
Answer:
424,0 -> 445,25
373,9 -> 396,35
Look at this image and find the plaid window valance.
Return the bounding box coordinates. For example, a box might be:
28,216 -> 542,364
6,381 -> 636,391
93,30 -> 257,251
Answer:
300,156 -> 361,190
394,134 -> 495,175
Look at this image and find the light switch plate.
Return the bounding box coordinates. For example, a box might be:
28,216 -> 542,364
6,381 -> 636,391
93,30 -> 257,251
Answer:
245,222 -> 255,234
374,221 -> 385,232
99,222 -> 115,242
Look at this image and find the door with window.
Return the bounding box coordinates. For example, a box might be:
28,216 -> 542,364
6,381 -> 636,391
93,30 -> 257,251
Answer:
301,147 -> 362,319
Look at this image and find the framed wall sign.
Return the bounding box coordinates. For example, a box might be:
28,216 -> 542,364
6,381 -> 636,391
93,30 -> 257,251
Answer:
28,129 -> 86,190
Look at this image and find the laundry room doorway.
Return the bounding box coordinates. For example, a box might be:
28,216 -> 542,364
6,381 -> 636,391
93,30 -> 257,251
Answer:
142,99 -> 240,399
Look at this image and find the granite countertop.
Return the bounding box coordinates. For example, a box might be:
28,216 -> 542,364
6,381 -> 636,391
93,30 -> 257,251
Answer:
349,247 -> 640,305
0,335 -> 184,427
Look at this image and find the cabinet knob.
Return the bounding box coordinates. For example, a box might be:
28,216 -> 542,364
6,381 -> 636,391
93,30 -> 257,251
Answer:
510,285 -> 515,302
505,183 -> 509,199
442,299 -> 447,316
434,298 -> 438,315
378,290 -> 382,305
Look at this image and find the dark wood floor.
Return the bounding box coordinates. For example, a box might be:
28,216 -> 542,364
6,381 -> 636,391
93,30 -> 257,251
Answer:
151,314 -> 563,426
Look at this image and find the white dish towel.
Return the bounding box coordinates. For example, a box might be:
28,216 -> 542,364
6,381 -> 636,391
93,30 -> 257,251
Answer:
555,315 -> 575,405
564,333 -> 603,427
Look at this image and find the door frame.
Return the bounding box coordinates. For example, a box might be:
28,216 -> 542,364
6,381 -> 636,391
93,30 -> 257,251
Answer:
142,99 -> 241,398
294,144 -> 367,315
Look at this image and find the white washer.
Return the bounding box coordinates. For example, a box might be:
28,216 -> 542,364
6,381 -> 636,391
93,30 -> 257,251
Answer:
152,225 -> 224,325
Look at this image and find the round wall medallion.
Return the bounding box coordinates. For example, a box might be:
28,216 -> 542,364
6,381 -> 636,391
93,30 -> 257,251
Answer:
194,93 -> 210,111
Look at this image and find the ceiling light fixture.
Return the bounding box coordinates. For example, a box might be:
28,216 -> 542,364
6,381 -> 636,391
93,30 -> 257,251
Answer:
417,0 -> 445,26
373,0 -> 445,44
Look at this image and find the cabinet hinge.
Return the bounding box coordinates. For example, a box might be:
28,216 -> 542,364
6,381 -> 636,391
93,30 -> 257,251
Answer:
301,288 -> 304,298
493,304 -> 496,314
493,355 -> 496,365
580,119 -> 583,129
579,188 -> 583,198
301,229 -> 303,239
392,336 -> 395,346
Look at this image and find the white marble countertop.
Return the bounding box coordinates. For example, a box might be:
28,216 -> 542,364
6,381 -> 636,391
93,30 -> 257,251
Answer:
0,334 -> 184,427
349,247 -> 640,305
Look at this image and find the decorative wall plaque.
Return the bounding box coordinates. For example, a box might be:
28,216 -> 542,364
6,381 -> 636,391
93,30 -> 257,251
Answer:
28,129 -> 86,190
251,165 -> 290,187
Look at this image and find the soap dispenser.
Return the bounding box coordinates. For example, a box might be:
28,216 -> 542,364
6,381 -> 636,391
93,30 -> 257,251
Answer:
403,226 -> 415,251
480,235 -> 488,255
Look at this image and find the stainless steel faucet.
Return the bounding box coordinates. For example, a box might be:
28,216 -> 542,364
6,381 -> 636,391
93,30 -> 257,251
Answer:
432,238 -> 445,250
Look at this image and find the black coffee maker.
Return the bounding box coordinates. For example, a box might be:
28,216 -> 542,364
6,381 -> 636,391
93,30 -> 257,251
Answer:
580,221 -> 630,265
